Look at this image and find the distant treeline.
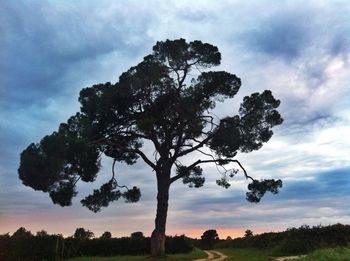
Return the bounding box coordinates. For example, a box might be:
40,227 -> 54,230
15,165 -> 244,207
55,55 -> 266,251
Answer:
0,228 -> 192,261
2,223 -> 349,260
217,223 -> 350,255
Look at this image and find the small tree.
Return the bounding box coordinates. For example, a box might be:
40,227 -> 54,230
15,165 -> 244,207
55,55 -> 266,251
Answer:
131,231 -> 144,239
100,231 -> 112,239
201,229 -> 219,249
244,229 -> 253,238
73,228 -> 94,239
19,39 -> 283,256
36,230 -> 49,237
12,227 -> 32,237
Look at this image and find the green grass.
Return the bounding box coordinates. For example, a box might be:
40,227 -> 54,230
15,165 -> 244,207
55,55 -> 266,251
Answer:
297,247 -> 350,261
67,248 -> 207,261
216,248 -> 276,261
218,247 -> 350,261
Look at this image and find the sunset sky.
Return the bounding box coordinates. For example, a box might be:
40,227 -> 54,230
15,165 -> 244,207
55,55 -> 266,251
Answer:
1,0 -> 350,239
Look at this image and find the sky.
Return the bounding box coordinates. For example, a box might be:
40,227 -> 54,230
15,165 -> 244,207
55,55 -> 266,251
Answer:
1,0 -> 350,239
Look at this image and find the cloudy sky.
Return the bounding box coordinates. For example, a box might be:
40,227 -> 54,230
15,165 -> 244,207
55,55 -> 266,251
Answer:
1,0 -> 350,239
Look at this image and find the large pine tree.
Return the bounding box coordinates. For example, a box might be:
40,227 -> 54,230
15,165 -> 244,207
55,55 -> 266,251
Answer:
19,39 -> 283,256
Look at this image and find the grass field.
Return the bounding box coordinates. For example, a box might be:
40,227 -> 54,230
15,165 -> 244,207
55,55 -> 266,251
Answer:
67,248 -> 207,261
68,247 -> 350,261
219,247 -> 350,261
296,247 -> 350,261
217,248 -> 275,261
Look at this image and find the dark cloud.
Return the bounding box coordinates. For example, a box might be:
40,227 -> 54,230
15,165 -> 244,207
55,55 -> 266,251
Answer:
0,1 -> 152,108
241,3 -> 350,71
242,10 -> 311,61
282,168 -> 350,199
330,33 -> 350,61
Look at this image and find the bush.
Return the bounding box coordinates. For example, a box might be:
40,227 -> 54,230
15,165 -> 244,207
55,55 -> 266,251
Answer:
0,231 -> 192,260
218,223 -> 350,255
0,234 -> 64,261
165,235 -> 193,254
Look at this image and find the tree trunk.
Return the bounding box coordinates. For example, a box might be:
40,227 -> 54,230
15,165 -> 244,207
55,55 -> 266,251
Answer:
151,172 -> 170,256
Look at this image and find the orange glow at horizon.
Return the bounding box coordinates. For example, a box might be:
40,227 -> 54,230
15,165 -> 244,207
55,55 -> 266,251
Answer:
165,226 -> 273,239
1,211 -> 280,239
166,227 -> 244,239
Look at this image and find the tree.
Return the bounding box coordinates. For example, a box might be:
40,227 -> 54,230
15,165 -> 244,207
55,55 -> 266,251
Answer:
131,231 -> 144,239
201,229 -> 219,249
244,229 -> 253,238
12,227 -> 33,237
100,231 -> 112,239
18,39 -> 283,256
73,228 -> 94,239
36,230 -> 49,237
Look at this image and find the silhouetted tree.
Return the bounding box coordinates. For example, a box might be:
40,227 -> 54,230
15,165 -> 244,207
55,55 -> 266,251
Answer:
100,231 -> 112,239
226,236 -> 232,240
73,228 -> 94,239
18,38 -> 283,256
201,229 -> 219,249
244,229 -> 253,238
36,230 -> 49,237
131,231 -> 144,239
12,227 -> 32,237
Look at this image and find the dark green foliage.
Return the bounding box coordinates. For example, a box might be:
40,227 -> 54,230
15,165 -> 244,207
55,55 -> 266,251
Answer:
0,229 -> 192,260
246,179 -> 283,203
12,227 -> 33,237
216,177 -> 231,188
165,235 -> 193,254
131,231 -> 144,239
36,230 -> 49,237
73,228 -> 94,239
81,180 -> 121,212
209,90 -> 282,157
0,232 -> 64,261
50,181 -> 77,206
209,116 -> 241,158
100,231 -> 112,239
18,121 -> 100,206
201,229 -> 219,250
178,165 -> 205,188
238,90 -> 283,152
122,186 -> 141,203
244,229 -> 254,238
217,223 -> 350,255
152,39 -> 221,69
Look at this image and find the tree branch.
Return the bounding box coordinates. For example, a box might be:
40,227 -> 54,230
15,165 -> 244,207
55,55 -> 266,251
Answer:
111,159 -> 129,190
170,158 -> 254,184
104,139 -> 157,171
134,148 -> 157,170
176,135 -> 213,158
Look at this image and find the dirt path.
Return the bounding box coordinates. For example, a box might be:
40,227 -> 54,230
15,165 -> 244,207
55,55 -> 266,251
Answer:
194,250 -> 228,261
275,255 -> 306,261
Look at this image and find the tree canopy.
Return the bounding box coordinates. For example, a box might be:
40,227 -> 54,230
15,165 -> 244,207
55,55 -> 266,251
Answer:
100,231 -> 112,239
201,229 -> 219,249
73,228 -> 94,239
